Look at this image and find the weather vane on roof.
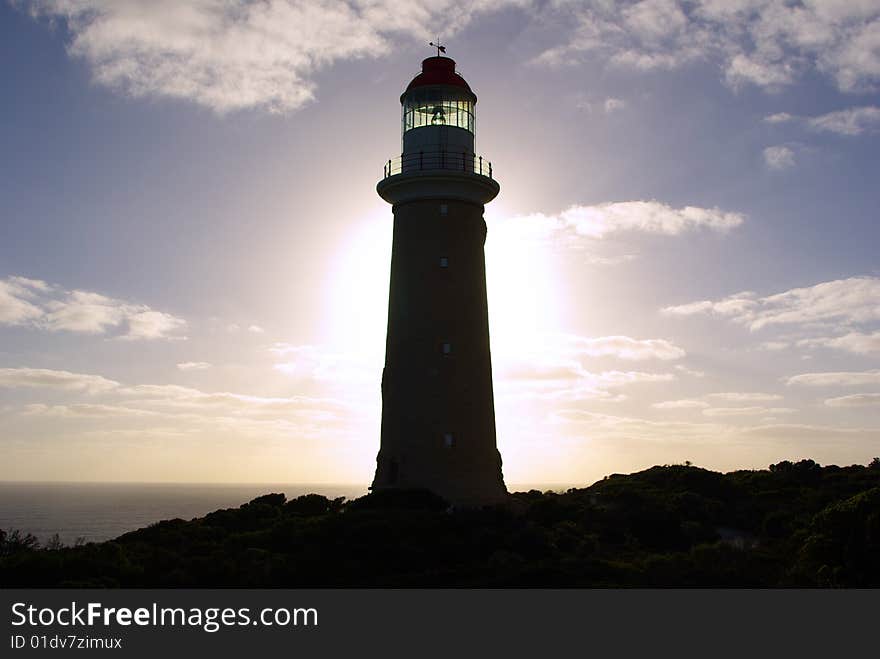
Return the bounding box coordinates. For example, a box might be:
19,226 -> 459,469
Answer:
429,39 -> 446,57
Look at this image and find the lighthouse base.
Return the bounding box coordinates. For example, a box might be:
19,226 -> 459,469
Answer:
372,447 -> 508,507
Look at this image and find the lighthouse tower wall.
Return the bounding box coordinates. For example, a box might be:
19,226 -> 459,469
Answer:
374,197 -> 506,504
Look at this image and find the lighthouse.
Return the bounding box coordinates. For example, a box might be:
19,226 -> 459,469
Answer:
371,51 -> 507,505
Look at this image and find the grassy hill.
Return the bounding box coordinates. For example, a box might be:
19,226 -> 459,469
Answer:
3,459 -> 879,587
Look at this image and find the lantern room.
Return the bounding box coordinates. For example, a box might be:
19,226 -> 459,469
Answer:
400,56 -> 477,156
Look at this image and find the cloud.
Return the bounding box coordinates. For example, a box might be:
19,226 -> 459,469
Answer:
757,340 -> 789,351
495,356 -> 675,389
534,1 -> 880,93
177,362 -> 212,371
702,406 -> 795,417
807,106 -> 880,135
554,411 -> 880,446
495,341 -> 677,400
763,145 -> 795,170
498,361 -> 673,402
122,310 -> 186,340
1,365 -> 366,460
583,370 -> 674,388
491,332 -> 682,401
583,253 -> 639,266
706,392 -> 783,402
726,53 -> 794,88
785,370 -> 880,387
534,0 -> 706,71
798,331 -> 880,355
0,368 -> 120,393
822,18 -> 880,92
22,403 -> 159,418
54,377 -> 360,435
509,201 -> 744,246
2,373 -> 352,425
112,382 -> 354,427
662,276 -> 880,331
42,291 -> 125,333
129,389 -> 346,417
0,275 -> 186,340
22,0 -> 517,114
0,277 -> 49,326
674,364 -> 705,378
739,422 -> 880,441
824,393 -> 880,408
118,384 -> 204,399
247,325 -> 265,334
661,292 -> 758,318
551,409 -> 738,446
764,112 -> 795,123
764,106 -> 880,135
567,335 -> 685,360
653,392 -> 784,410
270,343 -> 379,385
604,97 -> 627,113
10,379 -> 363,449
652,399 -> 709,409
562,202 -> 744,238
574,96 -> 628,115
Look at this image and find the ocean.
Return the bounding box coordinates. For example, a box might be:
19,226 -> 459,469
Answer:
0,481 -> 573,545
0,482 -> 368,545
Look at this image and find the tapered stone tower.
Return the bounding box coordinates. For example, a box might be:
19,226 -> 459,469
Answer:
371,54 -> 507,505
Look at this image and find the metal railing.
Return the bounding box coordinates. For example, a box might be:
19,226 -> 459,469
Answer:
382,151 -> 494,179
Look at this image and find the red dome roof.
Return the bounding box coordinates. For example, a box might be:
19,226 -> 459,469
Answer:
405,57 -> 472,93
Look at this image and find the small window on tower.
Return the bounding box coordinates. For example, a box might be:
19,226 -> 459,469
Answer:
439,256 -> 449,268
440,204 -> 448,216
442,342 -> 452,355
443,433 -> 455,448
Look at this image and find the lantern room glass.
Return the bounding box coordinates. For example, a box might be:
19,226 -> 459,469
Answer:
402,90 -> 474,134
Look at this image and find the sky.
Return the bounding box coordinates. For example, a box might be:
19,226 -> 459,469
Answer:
1,0 -> 879,486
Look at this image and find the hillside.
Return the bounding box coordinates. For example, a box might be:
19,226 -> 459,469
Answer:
2,459 -> 879,587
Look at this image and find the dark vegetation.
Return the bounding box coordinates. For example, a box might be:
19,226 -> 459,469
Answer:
2,459 -> 879,587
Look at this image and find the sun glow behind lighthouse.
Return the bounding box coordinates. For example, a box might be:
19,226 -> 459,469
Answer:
323,202 -> 568,367
484,202 -> 568,361
322,205 -> 392,363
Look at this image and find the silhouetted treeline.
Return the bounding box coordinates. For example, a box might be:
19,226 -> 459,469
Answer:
2,459 -> 879,587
